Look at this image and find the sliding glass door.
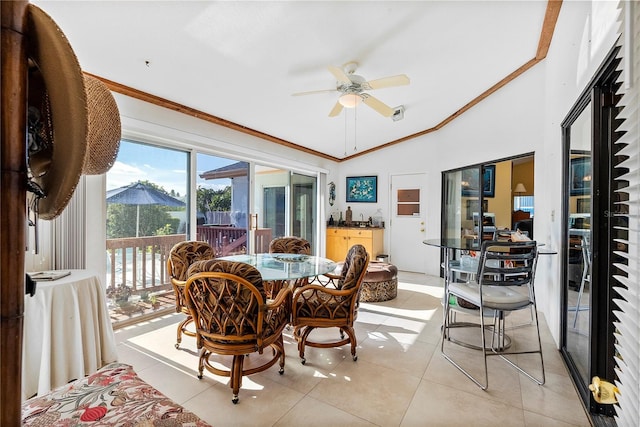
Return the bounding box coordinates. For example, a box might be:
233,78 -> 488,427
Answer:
560,49 -> 622,420
105,140 -> 190,326
263,186 -> 286,238
291,173 -> 316,250
563,104 -> 592,392
254,165 -> 318,254
197,155 -> 250,256
441,156 -> 534,267
442,166 -> 485,242
105,144 -> 320,327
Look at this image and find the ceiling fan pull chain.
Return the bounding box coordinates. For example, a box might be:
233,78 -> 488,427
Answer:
354,108 -> 358,151
344,111 -> 348,156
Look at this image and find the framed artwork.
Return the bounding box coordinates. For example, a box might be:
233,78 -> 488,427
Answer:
570,157 -> 591,196
461,165 -> 496,198
346,176 -> 377,203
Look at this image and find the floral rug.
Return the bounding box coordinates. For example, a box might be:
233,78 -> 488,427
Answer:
22,362 -> 211,426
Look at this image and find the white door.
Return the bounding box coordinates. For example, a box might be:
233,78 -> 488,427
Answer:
390,173 -> 427,272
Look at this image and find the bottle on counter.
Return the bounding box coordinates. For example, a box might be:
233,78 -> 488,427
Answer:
373,209 -> 383,227
328,214 -> 334,226
345,206 -> 353,226
339,211 -> 343,225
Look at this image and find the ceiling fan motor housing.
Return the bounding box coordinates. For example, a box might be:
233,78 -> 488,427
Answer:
338,74 -> 366,94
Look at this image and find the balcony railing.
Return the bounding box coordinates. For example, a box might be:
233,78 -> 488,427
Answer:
196,226 -> 272,256
106,234 -> 185,291
106,228 -> 272,327
106,228 -> 273,293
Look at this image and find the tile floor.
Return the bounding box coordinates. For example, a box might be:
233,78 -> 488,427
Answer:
114,271 -> 591,427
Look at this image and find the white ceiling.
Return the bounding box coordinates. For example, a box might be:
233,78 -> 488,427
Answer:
34,1 -> 550,161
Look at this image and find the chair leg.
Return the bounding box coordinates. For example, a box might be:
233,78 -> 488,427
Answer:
278,337 -> 286,374
230,355 -> 244,404
176,320 -> 184,349
572,285 -> 585,328
197,348 -> 206,379
340,326 -> 358,361
494,307 -> 545,386
294,325 -> 357,364
440,292 -> 489,390
295,325 -> 315,364
489,311 -> 510,351
175,315 -> 194,349
572,267 -> 589,328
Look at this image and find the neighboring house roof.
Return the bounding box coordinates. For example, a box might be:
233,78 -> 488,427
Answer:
200,161 -> 249,180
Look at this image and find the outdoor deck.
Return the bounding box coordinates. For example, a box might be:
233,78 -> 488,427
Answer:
106,227 -> 272,327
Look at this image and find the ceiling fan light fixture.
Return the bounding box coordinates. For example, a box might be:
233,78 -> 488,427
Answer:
339,93 -> 362,108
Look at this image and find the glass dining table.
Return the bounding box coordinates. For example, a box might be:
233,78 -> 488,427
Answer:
217,253 -> 337,282
423,238 -> 482,284
423,237 -> 557,285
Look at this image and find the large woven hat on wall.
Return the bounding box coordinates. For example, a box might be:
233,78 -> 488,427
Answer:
27,4 -> 87,220
82,74 -> 121,175
26,5 -> 121,220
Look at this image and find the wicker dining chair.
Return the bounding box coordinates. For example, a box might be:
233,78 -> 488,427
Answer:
184,259 -> 291,404
267,236 -> 312,296
268,236 -> 311,255
167,240 -> 215,349
291,244 -> 369,364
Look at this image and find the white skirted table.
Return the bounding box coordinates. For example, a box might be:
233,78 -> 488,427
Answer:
22,269 -> 118,400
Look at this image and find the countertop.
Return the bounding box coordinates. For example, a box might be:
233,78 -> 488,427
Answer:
327,225 -> 384,229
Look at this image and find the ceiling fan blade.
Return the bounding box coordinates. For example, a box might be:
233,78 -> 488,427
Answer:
363,74 -> 410,90
328,65 -> 351,84
328,101 -> 344,117
292,88 -> 336,96
361,94 -> 395,117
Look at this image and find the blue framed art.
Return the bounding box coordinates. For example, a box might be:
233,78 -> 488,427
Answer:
346,176 -> 377,203
570,157 -> 591,196
461,165 -> 495,198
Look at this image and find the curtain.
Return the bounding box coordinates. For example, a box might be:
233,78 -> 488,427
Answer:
51,176 -> 86,269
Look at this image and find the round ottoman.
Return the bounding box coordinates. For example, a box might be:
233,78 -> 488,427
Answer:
361,261 -> 398,302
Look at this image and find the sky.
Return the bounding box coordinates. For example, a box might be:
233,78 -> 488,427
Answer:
106,140 -> 234,198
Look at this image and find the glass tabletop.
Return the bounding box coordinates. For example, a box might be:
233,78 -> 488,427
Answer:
423,238 -> 556,254
217,253 -> 337,281
423,238 -> 482,251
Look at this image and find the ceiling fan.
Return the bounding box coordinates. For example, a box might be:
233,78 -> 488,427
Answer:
293,61 -> 410,118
